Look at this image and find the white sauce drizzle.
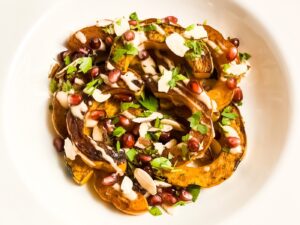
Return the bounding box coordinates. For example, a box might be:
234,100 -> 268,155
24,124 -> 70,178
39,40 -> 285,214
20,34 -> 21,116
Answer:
132,112 -> 163,123
184,25 -> 208,39
64,138 -> 78,160
165,32 -> 189,57
121,176 -> 138,201
90,139 -> 124,175
198,91 -> 212,109
120,72 -> 141,92
141,56 -> 157,75
70,101 -> 88,120
92,89 -> 111,103
113,17 -> 130,36
56,91 -> 69,109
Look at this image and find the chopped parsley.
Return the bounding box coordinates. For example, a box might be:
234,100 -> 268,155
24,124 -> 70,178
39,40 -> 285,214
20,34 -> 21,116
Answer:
168,67 -> 187,88
187,112 -> 208,134
112,117 -> 119,125
150,157 -> 173,171
64,55 -> 71,66
222,63 -> 231,73
113,43 -> 138,62
62,80 -> 72,92
103,25 -> 114,34
187,185 -> 201,202
149,206 -> 162,216
174,201 -> 186,207
126,148 -> 137,162
185,40 -> 205,59
143,24 -> 157,32
65,57 -> 93,74
181,133 -> 191,142
112,126 -> 126,137
239,52 -> 251,62
116,141 -> 121,152
83,78 -> 103,95
138,95 -> 158,112
120,102 -> 140,111
129,12 -> 139,21
186,24 -> 195,31
67,65 -> 77,74
49,79 -> 58,93
154,118 -> 161,128
221,106 -> 238,125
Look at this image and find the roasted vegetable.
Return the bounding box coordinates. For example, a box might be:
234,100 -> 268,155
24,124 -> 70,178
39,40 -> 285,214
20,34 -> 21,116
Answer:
52,96 -> 68,138
65,156 -> 93,185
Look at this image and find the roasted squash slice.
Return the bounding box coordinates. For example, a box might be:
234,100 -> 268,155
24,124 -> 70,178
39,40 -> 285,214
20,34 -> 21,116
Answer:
65,156 -> 93,185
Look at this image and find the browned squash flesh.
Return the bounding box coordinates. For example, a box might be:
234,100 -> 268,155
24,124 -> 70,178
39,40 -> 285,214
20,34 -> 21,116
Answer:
94,171 -> 148,215
208,80 -> 234,111
65,156 -> 93,185
52,96 -> 68,138
164,105 -> 246,188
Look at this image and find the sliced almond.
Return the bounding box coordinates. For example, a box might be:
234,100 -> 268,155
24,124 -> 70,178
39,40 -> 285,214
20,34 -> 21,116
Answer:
121,176 -> 137,201
134,168 -> 157,195
56,91 -> 69,109
154,180 -> 172,188
92,89 -> 111,103
92,126 -> 103,142
161,119 -> 185,131
165,139 -> 177,149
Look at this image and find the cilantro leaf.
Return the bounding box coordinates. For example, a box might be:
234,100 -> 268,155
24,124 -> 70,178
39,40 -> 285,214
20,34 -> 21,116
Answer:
126,148 -> 137,162
79,57 -> 93,73
181,133 -> 190,142
83,78 -> 103,95
187,185 -> 201,202
67,65 -> 77,74
221,106 -> 238,125
143,24 -> 157,32
186,24 -> 195,31
188,112 -> 208,134
62,80 -> 72,92
120,102 -> 140,111
129,12 -> 139,21
64,55 -> 71,65
174,201 -> 186,207
49,79 -> 58,93
115,18 -> 122,26
168,67 -> 187,88
103,25 -> 114,34
150,157 -> 173,170
222,64 -> 230,73
239,52 -> 251,62
116,141 -> 121,152
149,206 -> 162,216
112,126 -> 126,137
221,117 -> 231,126
185,40 -> 205,59
113,43 -> 138,62
138,95 -> 158,111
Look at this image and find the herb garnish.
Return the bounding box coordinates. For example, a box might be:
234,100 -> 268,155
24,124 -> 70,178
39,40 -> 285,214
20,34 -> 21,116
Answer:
64,55 -> 71,66
181,133 -> 191,142
65,57 -> 93,74
120,102 -> 140,111
113,43 -> 138,62
149,206 -> 162,216
126,148 -> 137,162
168,67 -> 187,88
83,78 -> 103,95
116,141 -> 121,152
138,95 -> 158,112
129,12 -> 139,21
150,157 -> 173,170
174,201 -> 186,207
62,80 -> 72,92
221,106 -> 238,125
103,25 -> 114,34
187,112 -> 208,134
187,185 -> 201,202
186,24 -> 195,31
112,126 -> 126,137
49,79 -> 58,93
143,24 -> 157,32
185,40 -> 205,59
239,52 -> 251,62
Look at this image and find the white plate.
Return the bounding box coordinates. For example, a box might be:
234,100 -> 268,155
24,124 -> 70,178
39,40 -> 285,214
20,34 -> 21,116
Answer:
0,0 -> 299,225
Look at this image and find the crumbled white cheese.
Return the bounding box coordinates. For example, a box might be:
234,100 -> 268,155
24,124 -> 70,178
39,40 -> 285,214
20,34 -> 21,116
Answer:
141,56 -> 157,75
152,24 -> 166,35
75,31 -> 87,44
113,17 -> 130,36
127,31 -> 147,48
92,126 -> 103,142
64,138 -> 78,160
224,61 -> 249,76
132,112 -> 163,123
121,71 -> 142,92
121,176 -> 138,201
56,91 -> 69,109
153,142 -> 165,155
70,101 -> 88,120
74,78 -> 85,86
158,67 -> 172,93
92,89 -> 111,103
166,32 -> 189,57
96,19 -> 113,27
184,25 -> 208,39
198,91 -> 212,109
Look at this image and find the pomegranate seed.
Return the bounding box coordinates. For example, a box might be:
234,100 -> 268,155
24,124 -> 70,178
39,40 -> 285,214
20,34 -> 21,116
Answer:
164,16 -> 178,24
148,195 -> 162,206
90,66 -> 100,77
129,20 -> 138,26
53,137 -> 64,152
179,190 -> 193,201
138,50 -> 149,60
233,87 -> 243,102
104,119 -> 115,134
68,94 -> 82,105
138,154 -> 152,163
188,80 -> 202,94
118,115 -> 132,129
159,132 -> 171,143
188,138 -> 200,152
90,110 -> 106,120
161,193 -> 177,205
101,173 -> 118,186
226,77 -> 237,90
227,137 -> 241,148
230,38 -> 240,47
121,133 -> 135,148
123,30 -> 135,41
226,46 -> 238,61
132,124 -> 140,136
90,37 -> 101,49
108,69 -> 121,83
105,36 -> 113,46
113,94 -> 133,102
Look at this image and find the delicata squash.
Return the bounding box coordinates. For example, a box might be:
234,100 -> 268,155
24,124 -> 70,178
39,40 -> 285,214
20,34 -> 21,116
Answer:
49,12 -> 251,216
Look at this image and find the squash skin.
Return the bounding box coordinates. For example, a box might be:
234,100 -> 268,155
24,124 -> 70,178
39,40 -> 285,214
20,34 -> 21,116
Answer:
164,105 -> 246,188
94,171 -> 148,215
52,96 -> 68,138
65,156 -> 93,185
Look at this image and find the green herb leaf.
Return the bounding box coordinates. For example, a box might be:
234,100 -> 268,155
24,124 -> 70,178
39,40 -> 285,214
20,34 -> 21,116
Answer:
62,80 -> 72,92
64,55 -> 71,65
120,102 -> 140,112
113,126 -> 126,137
181,134 -> 191,142
188,112 -> 208,134
126,148 -> 137,162
116,18 -> 122,26
154,118 -> 161,128
156,19 -> 163,24
174,201 -> 186,207
129,12 -> 139,21
150,157 -> 173,170
196,124 -> 208,134
67,65 -> 77,74
222,64 -> 230,73
49,79 -> 58,93
79,57 -> 93,74
186,24 -> 195,31
239,52 -> 251,62
116,141 -> 121,152
185,40 -> 205,59
168,67 -> 187,89
103,25 -> 115,34
112,117 -> 119,125
187,185 -> 201,202
113,43 -> 138,62
203,19 -> 208,25
221,117 -> 231,126
222,112 -> 238,119
149,206 -> 162,216
143,24 -> 157,32
83,78 -> 103,95
138,95 -> 158,112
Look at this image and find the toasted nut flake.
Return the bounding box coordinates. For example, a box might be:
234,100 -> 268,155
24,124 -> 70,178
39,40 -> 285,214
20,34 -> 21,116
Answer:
134,168 -> 157,195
